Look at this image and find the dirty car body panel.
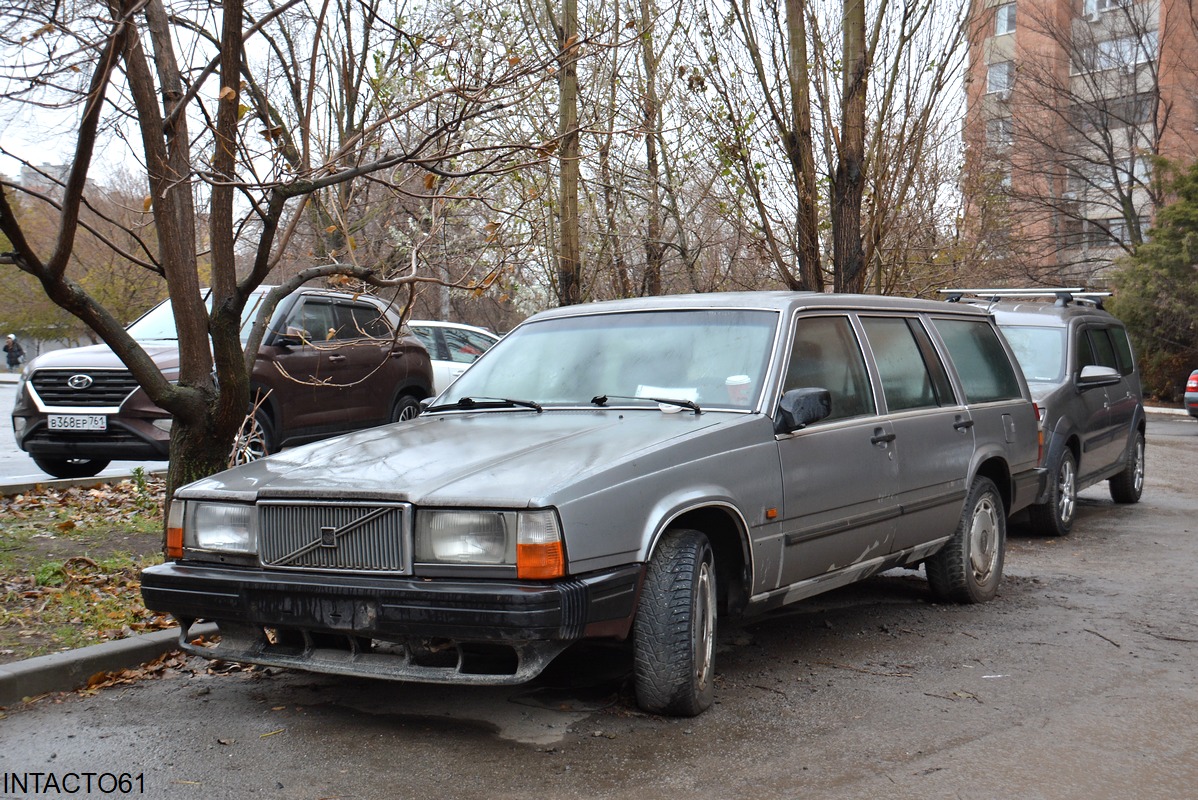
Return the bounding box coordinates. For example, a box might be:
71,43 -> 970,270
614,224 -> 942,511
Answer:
142,292 -> 1041,715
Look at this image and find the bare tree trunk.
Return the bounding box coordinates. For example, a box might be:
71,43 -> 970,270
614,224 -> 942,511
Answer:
638,0 -> 664,297
556,0 -> 582,306
785,0 -> 824,292
833,0 -> 868,293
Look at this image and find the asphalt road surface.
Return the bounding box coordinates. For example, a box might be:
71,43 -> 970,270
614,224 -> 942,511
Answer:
1,415 -> 1196,800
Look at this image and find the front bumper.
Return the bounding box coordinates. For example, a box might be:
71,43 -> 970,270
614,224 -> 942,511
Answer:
141,561 -> 643,684
16,417 -> 171,460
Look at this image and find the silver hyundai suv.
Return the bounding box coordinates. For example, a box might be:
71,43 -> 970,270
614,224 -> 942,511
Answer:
944,289 -> 1146,537
142,292 -> 1041,716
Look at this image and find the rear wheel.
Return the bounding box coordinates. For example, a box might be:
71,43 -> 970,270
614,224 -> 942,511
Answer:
633,528 -> 717,717
1108,431 -> 1144,504
1028,450 -> 1076,537
31,456 -> 110,479
927,476 -> 1005,604
230,408 -> 275,465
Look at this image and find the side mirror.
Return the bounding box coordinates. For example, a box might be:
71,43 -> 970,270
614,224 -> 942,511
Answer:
273,327 -> 309,348
774,387 -> 832,434
1077,365 -> 1121,388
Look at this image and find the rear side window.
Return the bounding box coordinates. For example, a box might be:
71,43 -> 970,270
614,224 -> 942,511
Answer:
1086,328 -> 1120,372
784,315 -> 875,421
1108,326 -> 1136,376
860,317 -> 954,411
932,318 -> 1023,403
335,303 -> 392,340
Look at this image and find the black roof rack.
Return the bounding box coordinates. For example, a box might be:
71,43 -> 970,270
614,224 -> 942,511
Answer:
938,288 -> 1110,310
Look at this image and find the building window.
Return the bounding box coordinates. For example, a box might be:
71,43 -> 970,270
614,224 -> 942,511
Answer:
1082,0 -> 1130,18
1065,217 -> 1150,248
1066,157 -> 1151,193
1073,32 -> 1159,74
996,3 -> 1016,35
987,61 -> 1014,94
1070,93 -> 1154,132
986,117 -> 1014,149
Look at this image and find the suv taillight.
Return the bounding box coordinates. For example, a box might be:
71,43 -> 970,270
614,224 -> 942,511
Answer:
1187,374 -> 1198,392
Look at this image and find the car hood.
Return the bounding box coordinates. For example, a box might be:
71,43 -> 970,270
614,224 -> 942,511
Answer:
180,409 -> 744,507
28,341 -> 181,372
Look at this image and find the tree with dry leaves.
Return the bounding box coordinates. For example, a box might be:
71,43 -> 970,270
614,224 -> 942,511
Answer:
0,0 -> 555,495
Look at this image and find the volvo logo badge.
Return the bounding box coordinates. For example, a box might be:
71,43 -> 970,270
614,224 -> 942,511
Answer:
67,374 -> 94,390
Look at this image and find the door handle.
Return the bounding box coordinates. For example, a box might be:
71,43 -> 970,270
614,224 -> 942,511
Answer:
954,418 -> 975,431
870,429 -> 896,445
328,354 -> 346,362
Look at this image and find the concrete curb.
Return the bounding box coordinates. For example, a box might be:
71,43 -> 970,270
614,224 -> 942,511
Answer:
0,623 -> 217,707
0,471 -> 167,498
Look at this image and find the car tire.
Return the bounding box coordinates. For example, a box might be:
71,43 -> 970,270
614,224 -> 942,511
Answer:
31,456 -> 111,480
1028,449 -> 1077,537
633,528 -> 717,717
390,395 -> 421,423
230,408 -> 275,465
926,476 -> 1005,604
1108,430 -> 1145,504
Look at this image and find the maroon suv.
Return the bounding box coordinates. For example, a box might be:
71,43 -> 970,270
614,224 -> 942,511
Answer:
11,287 -> 434,478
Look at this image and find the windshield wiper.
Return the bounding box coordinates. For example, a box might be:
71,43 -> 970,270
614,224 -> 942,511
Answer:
591,394 -> 701,415
425,396 -> 543,413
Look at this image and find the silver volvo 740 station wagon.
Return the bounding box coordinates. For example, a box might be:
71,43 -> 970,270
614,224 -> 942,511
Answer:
141,292 -> 1042,716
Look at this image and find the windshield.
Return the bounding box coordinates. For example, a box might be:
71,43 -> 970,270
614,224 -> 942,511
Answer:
439,308 -> 779,410
126,291 -> 270,344
999,325 -> 1067,383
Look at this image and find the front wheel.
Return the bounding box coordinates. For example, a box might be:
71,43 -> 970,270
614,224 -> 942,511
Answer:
32,456 -> 110,479
1108,431 -> 1144,504
926,476 -> 1005,604
633,529 -> 717,717
1028,449 -> 1077,537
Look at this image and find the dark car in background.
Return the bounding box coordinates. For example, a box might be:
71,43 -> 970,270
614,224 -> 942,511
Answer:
943,288 -> 1146,537
11,287 -> 434,478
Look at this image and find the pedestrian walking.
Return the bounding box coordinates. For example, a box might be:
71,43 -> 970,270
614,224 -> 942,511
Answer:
4,333 -> 24,371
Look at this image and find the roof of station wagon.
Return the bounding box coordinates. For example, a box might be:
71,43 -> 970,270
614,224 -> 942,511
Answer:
529,291 -> 994,320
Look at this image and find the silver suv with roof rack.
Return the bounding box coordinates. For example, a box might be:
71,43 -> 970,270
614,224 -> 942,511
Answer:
942,288 -> 1146,537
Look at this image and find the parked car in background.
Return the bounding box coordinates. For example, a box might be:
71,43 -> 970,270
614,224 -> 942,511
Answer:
406,320 -> 499,393
142,292 -> 1041,717
11,287 -> 434,478
942,288 -> 1146,537
1186,369 -> 1198,420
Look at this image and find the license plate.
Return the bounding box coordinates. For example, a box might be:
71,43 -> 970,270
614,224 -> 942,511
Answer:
48,414 -> 107,432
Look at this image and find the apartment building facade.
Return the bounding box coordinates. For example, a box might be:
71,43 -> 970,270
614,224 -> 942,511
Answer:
963,0 -> 1198,283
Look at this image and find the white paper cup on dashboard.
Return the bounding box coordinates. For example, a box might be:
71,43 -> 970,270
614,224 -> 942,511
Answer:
725,374 -> 751,404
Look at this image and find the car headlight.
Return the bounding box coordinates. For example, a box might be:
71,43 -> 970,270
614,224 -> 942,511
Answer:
415,509 -> 564,578
183,501 -> 258,555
